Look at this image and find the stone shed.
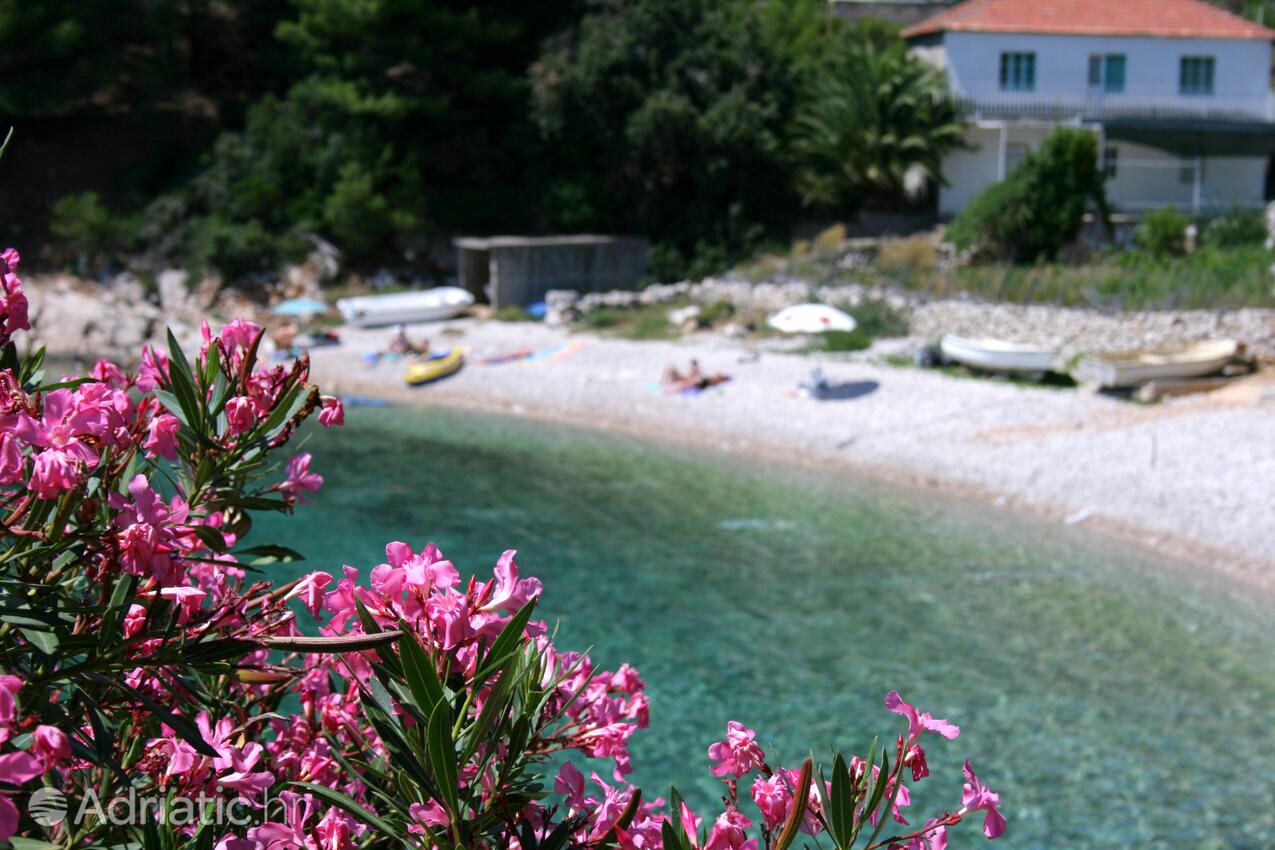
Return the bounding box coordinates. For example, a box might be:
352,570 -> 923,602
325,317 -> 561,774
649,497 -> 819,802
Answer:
454,235 -> 648,309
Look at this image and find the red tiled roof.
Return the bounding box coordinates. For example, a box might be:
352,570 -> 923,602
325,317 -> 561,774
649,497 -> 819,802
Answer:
901,0 -> 1275,40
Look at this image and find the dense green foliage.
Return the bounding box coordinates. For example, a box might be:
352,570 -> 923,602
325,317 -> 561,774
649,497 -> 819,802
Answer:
1202,206 -> 1267,248
1136,208 -> 1190,257
3,0 -> 960,283
948,129 -> 1110,263
792,44 -> 964,211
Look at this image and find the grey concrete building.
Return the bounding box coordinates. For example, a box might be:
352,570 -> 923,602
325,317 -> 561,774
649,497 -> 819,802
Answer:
454,235 -> 649,309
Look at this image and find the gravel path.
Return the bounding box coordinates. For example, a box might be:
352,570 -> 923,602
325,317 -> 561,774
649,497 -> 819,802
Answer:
310,320 -> 1275,586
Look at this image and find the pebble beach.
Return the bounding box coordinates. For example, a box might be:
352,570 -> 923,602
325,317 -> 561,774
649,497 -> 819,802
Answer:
307,319 -> 1275,587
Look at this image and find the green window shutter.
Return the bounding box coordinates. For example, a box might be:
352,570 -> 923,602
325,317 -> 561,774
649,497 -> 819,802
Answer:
1105,55 -> 1125,92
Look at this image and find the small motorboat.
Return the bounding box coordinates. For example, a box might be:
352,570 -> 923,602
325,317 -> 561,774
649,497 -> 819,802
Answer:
939,335 -> 1060,374
404,350 -> 464,386
768,304 -> 857,334
1071,339 -> 1238,389
337,287 -> 474,328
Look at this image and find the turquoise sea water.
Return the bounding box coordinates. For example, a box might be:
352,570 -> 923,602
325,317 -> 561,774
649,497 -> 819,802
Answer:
256,407 -> 1275,850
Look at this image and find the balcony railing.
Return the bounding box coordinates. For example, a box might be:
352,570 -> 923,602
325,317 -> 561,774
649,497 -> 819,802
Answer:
949,89 -> 1275,124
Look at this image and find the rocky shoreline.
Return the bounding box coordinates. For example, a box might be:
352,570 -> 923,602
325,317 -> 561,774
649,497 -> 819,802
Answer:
21,268 -> 1275,365
553,276 -> 1275,359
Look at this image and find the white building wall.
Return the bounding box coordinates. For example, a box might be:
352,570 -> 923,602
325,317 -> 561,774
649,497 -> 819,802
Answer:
941,32 -> 1272,117
940,132 -> 1268,217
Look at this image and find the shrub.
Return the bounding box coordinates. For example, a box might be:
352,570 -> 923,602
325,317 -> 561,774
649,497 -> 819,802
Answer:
812,223 -> 848,255
698,298 -> 737,325
851,297 -> 910,338
948,128 -> 1109,263
877,235 -> 937,274
818,328 -> 873,351
0,237 -> 1009,848
493,305 -> 536,322
1202,206 -> 1267,249
1136,208 -> 1190,257
49,191 -> 133,273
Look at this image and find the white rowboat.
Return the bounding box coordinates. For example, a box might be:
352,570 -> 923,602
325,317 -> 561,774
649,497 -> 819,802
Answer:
1071,339 -> 1238,389
336,287 -> 474,327
939,335 -> 1060,374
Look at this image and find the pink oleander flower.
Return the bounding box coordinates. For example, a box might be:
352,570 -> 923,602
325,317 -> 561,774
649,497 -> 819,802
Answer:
0,750 -> 42,785
248,791 -> 318,849
0,796 -> 16,843
226,396 -> 255,435
314,806 -> 360,850
15,388 -> 101,498
708,721 -> 766,778
92,359 -> 129,388
905,818 -> 949,850
0,433 -> 22,485
0,749 -> 41,841
961,760 -> 1005,839
144,412 -> 182,460
220,319 -> 262,352
904,743 -> 929,781
285,571 -> 333,618
885,691 -> 960,743
0,677 -> 21,744
281,454 -> 323,505
751,773 -> 791,829
31,724 -> 71,770
705,808 -> 757,850
407,800 -> 449,835
475,549 -> 542,613
318,396 -> 344,428
556,761 -> 587,811
123,603 -> 148,638
136,345 -> 169,393
110,474 -> 190,586
0,248 -> 30,346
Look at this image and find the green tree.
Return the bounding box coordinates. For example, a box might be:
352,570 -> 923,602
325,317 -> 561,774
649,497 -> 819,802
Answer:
948,128 -> 1111,263
534,0 -> 801,279
791,43 -> 963,213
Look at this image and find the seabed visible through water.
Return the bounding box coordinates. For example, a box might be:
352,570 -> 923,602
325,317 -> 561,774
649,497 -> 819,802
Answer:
256,406 -> 1275,850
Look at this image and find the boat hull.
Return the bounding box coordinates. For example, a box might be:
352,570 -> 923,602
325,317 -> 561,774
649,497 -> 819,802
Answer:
1072,340 -> 1237,388
337,287 -> 474,327
940,335 -> 1059,374
404,350 -> 464,386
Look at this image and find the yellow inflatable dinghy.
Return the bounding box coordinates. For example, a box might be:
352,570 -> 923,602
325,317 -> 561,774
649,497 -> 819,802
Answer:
404,349 -> 463,386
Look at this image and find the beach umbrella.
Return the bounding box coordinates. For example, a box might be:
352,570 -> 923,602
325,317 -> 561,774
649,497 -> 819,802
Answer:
767,304 -> 857,334
270,298 -> 330,317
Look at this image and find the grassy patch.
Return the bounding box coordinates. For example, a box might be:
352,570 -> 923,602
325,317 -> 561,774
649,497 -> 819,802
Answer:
736,241 -> 1275,311
580,301 -> 683,340
494,305 -> 536,322
811,329 -> 873,352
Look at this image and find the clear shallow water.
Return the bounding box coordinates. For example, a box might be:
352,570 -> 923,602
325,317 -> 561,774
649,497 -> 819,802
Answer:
257,407 -> 1275,850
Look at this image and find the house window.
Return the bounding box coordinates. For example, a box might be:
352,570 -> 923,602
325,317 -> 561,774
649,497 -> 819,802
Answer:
1000,52 -> 1036,91
1089,54 -> 1126,93
1179,160 -> 1202,184
1103,146 -> 1118,178
1180,56 -> 1215,95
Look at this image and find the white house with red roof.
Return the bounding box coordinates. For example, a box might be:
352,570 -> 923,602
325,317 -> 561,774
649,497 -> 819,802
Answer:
900,0 -> 1275,216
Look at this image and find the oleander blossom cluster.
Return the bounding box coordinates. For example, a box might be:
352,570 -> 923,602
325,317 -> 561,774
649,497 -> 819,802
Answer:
0,242 -> 1005,849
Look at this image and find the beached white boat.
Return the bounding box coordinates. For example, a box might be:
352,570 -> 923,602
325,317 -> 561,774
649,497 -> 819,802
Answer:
939,335 -> 1060,374
336,287 -> 474,327
1071,339 -> 1238,389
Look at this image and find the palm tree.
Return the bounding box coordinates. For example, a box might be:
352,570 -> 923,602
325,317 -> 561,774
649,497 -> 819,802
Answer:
792,44 -> 965,211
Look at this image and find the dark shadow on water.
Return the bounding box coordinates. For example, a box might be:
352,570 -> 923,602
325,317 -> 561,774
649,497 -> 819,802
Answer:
810,380 -> 879,401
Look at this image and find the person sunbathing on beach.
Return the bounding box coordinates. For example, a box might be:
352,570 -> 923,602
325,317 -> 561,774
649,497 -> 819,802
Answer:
662,359 -> 729,393
389,324 -> 429,356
